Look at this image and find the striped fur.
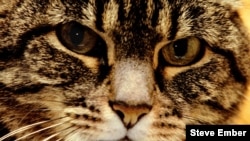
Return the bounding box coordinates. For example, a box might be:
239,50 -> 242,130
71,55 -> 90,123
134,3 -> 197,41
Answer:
0,0 -> 249,140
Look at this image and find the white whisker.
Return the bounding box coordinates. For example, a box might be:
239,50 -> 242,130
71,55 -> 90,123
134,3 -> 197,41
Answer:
42,125 -> 75,141
0,117 -> 68,141
60,126 -> 81,140
0,121 -> 48,141
42,133 -> 60,141
15,120 -> 70,141
56,138 -> 63,141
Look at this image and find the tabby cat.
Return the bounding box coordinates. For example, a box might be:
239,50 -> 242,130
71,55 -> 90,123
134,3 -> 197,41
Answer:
0,0 -> 249,140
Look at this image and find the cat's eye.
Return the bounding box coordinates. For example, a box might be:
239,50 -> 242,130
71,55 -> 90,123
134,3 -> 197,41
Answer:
161,37 -> 204,66
56,21 -> 102,55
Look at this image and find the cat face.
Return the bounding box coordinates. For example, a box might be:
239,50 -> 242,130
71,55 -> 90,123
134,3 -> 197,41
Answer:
0,0 -> 249,140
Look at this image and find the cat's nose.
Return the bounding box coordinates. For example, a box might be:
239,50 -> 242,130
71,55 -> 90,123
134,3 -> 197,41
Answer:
110,102 -> 151,128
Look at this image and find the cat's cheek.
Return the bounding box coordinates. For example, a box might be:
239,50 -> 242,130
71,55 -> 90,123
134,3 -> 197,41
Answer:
64,123 -> 126,141
62,108 -> 127,140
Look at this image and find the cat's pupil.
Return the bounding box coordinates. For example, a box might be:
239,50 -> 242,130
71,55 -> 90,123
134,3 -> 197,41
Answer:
173,39 -> 188,57
70,25 -> 84,46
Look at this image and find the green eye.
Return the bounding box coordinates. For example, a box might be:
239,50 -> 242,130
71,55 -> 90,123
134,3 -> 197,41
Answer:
161,37 -> 203,66
56,21 -> 98,54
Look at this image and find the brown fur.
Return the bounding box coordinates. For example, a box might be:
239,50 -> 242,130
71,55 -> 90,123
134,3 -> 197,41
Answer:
0,0 -> 249,140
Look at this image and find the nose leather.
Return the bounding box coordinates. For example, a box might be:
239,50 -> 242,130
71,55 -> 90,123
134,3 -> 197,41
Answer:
111,102 -> 151,128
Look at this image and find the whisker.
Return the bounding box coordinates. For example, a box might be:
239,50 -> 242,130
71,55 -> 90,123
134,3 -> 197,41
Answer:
42,125 -> 75,141
0,117 -> 67,141
42,133 -> 60,141
55,138 -> 63,141
15,119 -> 71,141
0,121 -> 48,141
60,126 -> 82,140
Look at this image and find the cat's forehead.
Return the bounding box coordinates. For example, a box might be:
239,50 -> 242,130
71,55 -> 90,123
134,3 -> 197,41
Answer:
76,0 -> 237,23
67,0 -> 237,38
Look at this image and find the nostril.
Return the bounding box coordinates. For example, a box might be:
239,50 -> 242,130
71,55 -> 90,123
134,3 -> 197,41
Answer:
115,110 -> 125,120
